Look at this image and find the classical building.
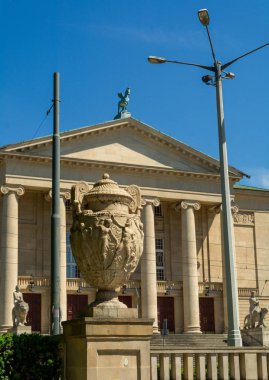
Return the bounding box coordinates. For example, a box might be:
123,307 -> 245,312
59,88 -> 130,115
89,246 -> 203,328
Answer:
0,117 -> 268,334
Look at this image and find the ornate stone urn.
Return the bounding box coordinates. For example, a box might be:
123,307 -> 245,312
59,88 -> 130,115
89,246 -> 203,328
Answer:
70,173 -> 144,310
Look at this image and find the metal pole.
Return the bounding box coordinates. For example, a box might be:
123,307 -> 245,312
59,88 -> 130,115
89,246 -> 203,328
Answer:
215,62 -> 242,346
51,72 -> 61,335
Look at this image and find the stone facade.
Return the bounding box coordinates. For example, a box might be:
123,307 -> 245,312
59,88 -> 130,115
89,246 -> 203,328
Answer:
0,117 -> 269,334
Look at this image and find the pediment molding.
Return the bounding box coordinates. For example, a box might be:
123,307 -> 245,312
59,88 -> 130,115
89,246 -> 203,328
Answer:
0,117 -> 245,180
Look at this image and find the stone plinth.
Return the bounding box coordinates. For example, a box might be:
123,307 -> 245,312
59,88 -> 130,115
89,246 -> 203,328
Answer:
88,306 -> 138,319
241,327 -> 269,346
114,111 -> 131,120
62,314 -> 154,380
10,325 -> 32,335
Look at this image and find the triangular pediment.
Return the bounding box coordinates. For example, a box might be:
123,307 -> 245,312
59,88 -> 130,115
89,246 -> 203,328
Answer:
0,118 -> 244,178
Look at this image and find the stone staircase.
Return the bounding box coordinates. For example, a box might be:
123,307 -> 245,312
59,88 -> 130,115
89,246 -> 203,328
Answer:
151,333 -> 228,348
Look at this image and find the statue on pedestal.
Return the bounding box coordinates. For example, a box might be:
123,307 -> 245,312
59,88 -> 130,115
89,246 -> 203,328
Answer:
243,291 -> 268,329
12,285 -> 29,326
114,88 -> 131,120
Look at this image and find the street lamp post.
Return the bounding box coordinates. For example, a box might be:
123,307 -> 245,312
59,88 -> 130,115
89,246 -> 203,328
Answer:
148,9 -> 269,346
51,72 -> 61,335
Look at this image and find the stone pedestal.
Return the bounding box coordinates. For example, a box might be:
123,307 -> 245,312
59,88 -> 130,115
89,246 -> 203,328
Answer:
62,312 -> 154,380
114,111 -> 131,120
241,327 -> 269,346
10,325 -> 32,335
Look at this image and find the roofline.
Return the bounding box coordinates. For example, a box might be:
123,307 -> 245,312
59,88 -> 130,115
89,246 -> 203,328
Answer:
234,184 -> 269,193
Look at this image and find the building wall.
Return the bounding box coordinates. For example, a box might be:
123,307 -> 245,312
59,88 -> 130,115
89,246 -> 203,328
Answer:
1,175 -> 269,334
10,189 -> 269,334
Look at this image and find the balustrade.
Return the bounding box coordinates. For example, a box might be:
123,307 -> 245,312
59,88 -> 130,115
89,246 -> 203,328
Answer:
150,349 -> 269,380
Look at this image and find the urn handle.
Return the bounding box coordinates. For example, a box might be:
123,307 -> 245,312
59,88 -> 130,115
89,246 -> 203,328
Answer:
71,181 -> 90,214
125,185 -> 142,215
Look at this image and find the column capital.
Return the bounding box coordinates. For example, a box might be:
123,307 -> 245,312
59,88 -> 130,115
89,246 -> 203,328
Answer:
141,198 -> 160,207
0,185 -> 25,197
176,200 -> 201,212
209,202 -> 239,215
45,189 -> 71,202
210,204 -> 222,214
231,202 -> 239,215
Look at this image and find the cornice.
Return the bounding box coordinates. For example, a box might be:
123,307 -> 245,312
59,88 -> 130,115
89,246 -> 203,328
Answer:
0,152 -> 242,182
234,186 -> 269,198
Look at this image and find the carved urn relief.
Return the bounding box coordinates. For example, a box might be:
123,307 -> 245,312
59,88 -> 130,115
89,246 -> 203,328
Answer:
70,173 -> 144,310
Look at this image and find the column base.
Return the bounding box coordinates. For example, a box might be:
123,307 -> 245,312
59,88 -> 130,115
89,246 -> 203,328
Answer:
184,326 -> 202,334
0,324 -> 13,333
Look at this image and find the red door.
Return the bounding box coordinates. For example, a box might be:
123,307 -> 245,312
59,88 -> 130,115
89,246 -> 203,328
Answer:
23,293 -> 41,332
199,297 -> 215,333
157,297 -> 175,333
67,294 -> 88,320
118,295 -> 132,308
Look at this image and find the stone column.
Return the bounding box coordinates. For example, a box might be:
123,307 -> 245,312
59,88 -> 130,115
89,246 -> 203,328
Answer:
60,191 -> 70,323
0,185 -> 25,330
46,189 -> 70,324
179,200 -> 201,333
216,203 -> 239,333
141,198 -> 159,333
213,204 -> 228,332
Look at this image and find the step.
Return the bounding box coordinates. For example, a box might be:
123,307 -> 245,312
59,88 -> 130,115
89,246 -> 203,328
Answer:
151,334 -> 228,347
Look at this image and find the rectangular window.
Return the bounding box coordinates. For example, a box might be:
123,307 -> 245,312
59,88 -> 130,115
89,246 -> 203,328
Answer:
156,238 -> 165,281
154,205 -> 162,217
66,233 -> 80,278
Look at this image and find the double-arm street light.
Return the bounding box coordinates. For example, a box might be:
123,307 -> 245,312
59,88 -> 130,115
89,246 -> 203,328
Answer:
148,9 -> 269,347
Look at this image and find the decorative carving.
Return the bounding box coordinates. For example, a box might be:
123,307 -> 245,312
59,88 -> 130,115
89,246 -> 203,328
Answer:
70,173 -> 144,309
231,202 -> 239,215
233,211 -> 254,225
12,285 -> 29,326
211,204 -> 222,214
174,200 -> 201,212
0,186 -> 25,197
126,185 -> 142,215
141,198 -> 160,207
60,191 -> 71,200
45,189 -> 71,202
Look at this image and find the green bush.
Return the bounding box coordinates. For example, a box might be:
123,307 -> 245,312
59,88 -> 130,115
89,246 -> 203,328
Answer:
0,333 -> 62,380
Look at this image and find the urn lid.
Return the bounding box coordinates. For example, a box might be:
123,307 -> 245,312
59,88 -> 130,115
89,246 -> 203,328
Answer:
86,173 -> 133,205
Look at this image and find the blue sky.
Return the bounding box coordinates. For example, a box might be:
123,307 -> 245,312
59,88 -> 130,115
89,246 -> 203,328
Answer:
1,1 -> 269,188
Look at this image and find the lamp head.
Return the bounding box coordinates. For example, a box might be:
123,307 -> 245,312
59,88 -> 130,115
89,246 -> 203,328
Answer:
198,9 -> 210,26
202,75 -> 214,84
224,72 -> 235,79
148,56 -> 167,64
